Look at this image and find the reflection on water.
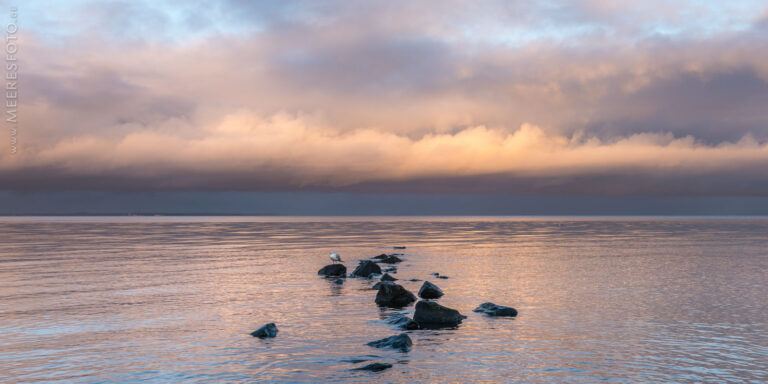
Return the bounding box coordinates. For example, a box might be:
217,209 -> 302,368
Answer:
1,217 -> 767,383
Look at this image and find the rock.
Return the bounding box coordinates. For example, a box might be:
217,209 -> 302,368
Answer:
352,362 -> 393,372
372,253 -> 389,260
375,281 -> 417,308
436,275 -> 449,279
374,254 -> 402,264
380,273 -> 397,281
383,266 -> 397,273
473,302 -> 518,317
431,272 -> 440,276
318,264 -> 347,277
333,278 -> 344,284
352,260 -> 382,278
386,314 -> 419,330
366,333 -> 412,352
251,323 -> 278,338
393,246 -> 406,249
413,300 -> 465,328
408,278 -> 422,282
371,282 -> 382,290
418,281 -> 444,299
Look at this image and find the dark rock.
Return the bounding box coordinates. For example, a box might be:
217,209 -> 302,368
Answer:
383,266 -> 397,273
393,246 -> 406,249
431,272 -> 440,276
474,302 -> 518,317
250,323 -> 278,338
375,281 -> 417,308
386,314 -> 419,330
413,300 -> 465,328
333,278 -> 344,284
318,264 -> 347,277
372,253 -> 389,260
366,333 -> 412,352
352,260 -> 382,278
418,281 -> 444,299
436,275 -> 449,279
371,282 -> 382,290
409,278 -> 422,282
352,362 -> 393,372
380,273 -> 397,281
374,254 -> 403,264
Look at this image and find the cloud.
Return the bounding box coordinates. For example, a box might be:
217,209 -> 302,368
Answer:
3,0 -> 768,194
3,111 -> 768,194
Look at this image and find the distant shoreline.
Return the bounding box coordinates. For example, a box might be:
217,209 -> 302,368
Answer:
2,214 -> 767,218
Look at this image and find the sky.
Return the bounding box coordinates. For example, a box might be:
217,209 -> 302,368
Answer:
2,0 -> 768,214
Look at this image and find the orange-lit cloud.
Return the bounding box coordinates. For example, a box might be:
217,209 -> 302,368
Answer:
3,111 -> 768,193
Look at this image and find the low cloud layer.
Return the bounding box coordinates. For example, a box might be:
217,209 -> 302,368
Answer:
4,112 -> 768,194
3,0 -> 768,194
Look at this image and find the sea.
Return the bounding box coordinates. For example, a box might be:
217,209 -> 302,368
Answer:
1,216 -> 766,383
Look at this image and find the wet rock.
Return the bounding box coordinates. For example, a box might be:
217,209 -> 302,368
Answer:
431,272 -> 440,276
372,253 -> 389,260
436,275 -> 449,279
352,260 -> 382,278
383,266 -> 397,273
408,278 -> 422,282
413,300 -> 465,328
386,314 -> 419,330
418,281 -> 444,299
250,323 -> 278,338
474,302 -> 518,317
373,254 -> 403,264
333,278 -> 344,284
352,362 -> 393,372
380,273 -> 397,281
366,333 -> 412,352
371,282 -> 382,290
375,281 -> 417,308
393,246 -> 406,249
317,264 -> 347,277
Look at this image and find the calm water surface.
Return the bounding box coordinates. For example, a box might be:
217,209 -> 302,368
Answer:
1,217 -> 767,383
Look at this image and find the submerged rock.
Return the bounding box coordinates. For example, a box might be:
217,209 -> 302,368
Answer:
375,281 -> 417,308
352,260 -> 382,278
413,300 -> 465,328
333,278 -> 344,284
317,264 -> 347,277
352,362 -> 393,372
250,323 -> 278,338
373,254 -> 403,264
383,266 -> 397,273
418,281 -> 444,299
408,278 -> 422,282
366,333 -> 412,352
386,314 -> 419,330
436,275 -> 449,279
380,273 -> 398,281
474,302 -> 518,317
393,246 -> 406,249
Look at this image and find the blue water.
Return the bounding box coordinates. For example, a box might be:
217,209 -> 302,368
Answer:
1,217 -> 766,383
